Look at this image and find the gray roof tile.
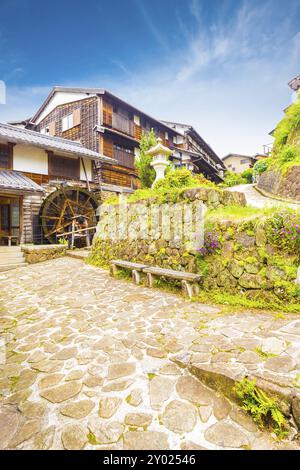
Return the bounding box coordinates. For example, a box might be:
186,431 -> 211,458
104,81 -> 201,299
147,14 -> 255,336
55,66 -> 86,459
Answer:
0,122 -> 115,162
0,170 -> 44,192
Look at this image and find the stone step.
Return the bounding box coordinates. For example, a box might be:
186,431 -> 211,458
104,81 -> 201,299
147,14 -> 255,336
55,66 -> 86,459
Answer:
66,250 -> 90,260
0,246 -> 22,253
0,262 -> 28,272
0,257 -> 26,265
0,253 -> 25,260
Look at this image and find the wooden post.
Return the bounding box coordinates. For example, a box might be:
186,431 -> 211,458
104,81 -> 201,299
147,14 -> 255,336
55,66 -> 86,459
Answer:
80,157 -> 91,192
147,272 -> 153,288
132,269 -> 140,285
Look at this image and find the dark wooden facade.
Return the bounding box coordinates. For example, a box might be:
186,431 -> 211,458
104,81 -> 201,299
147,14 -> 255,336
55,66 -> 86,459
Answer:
33,91 -> 181,188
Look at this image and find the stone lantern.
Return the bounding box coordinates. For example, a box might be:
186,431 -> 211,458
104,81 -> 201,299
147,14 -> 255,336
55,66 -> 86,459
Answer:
146,137 -> 173,187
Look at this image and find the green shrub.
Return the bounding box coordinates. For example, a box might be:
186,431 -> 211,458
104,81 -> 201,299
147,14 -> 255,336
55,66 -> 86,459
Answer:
253,159 -> 271,176
153,167 -> 207,190
273,96 -> 300,154
221,171 -> 247,187
135,129 -> 158,188
241,168 -> 253,183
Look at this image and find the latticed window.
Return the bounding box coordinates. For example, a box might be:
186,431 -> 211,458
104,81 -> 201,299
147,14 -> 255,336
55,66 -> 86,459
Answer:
0,144 -> 12,169
48,154 -> 80,179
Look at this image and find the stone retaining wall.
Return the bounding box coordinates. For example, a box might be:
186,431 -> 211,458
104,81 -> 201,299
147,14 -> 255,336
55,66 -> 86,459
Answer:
21,244 -> 67,264
257,166 -> 300,202
89,196 -> 299,307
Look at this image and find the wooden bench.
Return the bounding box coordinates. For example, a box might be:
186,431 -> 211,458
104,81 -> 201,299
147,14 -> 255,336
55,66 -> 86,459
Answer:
143,266 -> 202,299
1,235 -> 19,246
110,260 -> 148,285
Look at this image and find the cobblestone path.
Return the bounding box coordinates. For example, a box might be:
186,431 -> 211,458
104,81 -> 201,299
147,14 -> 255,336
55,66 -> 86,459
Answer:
0,258 -> 299,450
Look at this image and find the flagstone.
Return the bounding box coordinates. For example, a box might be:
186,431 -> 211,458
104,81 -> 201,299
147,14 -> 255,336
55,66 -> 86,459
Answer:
0,406 -> 21,449
0,257 -> 298,451
88,417 -> 124,444
198,404 -> 213,423
83,376 -> 103,388
31,360 -> 63,373
9,419 -> 42,448
102,378 -> 133,392
61,424 -> 88,450
53,347 -> 78,360
176,375 -> 214,405
123,431 -> 169,450
99,397 -> 122,418
160,400 -> 197,433
40,381 -> 82,403
18,401 -> 47,418
204,420 -> 250,448
60,400 -> 95,419
65,370 -> 84,381
159,363 -> 182,375
4,389 -> 32,405
107,362 -> 136,380
124,413 -> 152,428
149,376 -> 175,410
38,373 -> 64,390
33,425 -> 55,450
126,389 -> 143,407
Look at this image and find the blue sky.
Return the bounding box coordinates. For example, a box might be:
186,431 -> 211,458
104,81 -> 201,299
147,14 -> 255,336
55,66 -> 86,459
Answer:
0,0 -> 299,156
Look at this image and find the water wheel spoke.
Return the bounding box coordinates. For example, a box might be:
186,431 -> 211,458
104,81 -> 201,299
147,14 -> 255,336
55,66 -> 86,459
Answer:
41,187 -> 98,242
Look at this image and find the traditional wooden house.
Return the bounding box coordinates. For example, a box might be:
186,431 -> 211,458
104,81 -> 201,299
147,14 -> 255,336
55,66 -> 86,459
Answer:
0,122 -> 116,245
161,121 -> 226,182
14,87 -> 225,186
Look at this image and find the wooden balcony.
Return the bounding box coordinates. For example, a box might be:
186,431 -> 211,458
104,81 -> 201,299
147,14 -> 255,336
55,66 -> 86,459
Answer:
112,113 -> 135,137
113,148 -> 135,169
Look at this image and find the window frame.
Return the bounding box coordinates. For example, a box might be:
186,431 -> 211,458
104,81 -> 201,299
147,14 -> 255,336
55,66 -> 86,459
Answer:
62,114 -> 74,132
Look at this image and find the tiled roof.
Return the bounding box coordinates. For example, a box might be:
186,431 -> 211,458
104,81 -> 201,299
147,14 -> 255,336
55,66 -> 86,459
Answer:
0,170 -> 44,192
0,122 -> 115,162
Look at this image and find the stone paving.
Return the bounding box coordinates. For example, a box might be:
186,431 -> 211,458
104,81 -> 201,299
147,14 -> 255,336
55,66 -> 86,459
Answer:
0,257 -> 300,450
228,184 -> 299,210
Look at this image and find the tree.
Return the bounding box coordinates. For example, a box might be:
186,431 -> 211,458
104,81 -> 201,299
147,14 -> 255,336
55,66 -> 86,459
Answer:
135,129 -> 157,188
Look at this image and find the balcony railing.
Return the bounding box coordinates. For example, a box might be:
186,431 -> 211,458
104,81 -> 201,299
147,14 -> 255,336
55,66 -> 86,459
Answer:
112,113 -> 135,137
113,148 -> 135,169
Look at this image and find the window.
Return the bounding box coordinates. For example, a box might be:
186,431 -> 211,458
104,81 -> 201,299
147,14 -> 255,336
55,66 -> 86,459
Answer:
40,127 -> 49,135
134,115 -> 140,126
0,144 -> 12,169
173,136 -> 177,144
48,154 -> 79,179
240,159 -> 250,164
165,132 -> 169,140
62,114 -> 73,132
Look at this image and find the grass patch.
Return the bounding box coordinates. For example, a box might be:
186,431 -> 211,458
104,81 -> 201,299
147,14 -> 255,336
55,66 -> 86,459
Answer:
206,205 -> 275,221
254,347 -> 277,359
235,378 -> 288,438
196,290 -> 300,314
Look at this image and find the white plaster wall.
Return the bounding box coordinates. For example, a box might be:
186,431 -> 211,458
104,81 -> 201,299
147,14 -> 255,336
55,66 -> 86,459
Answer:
80,158 -> 92,181
223,156 -> 252,174
13,144 -> 48,174
36,92 -> 96,124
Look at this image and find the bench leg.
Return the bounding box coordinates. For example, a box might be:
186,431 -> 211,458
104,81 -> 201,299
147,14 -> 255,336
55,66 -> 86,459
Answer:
132,269 -> 141,285
181,280 -> 193,299
110,264 -> 117,277
192,283 -> 200,297
146,273 -> 154,288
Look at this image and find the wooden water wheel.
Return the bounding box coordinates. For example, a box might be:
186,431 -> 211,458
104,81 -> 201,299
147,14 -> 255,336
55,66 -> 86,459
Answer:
40,186 -> 98,242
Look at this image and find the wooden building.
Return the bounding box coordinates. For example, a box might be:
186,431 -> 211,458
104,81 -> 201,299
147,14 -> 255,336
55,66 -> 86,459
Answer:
0,122 -> 116,245
14,87 -> 225,186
